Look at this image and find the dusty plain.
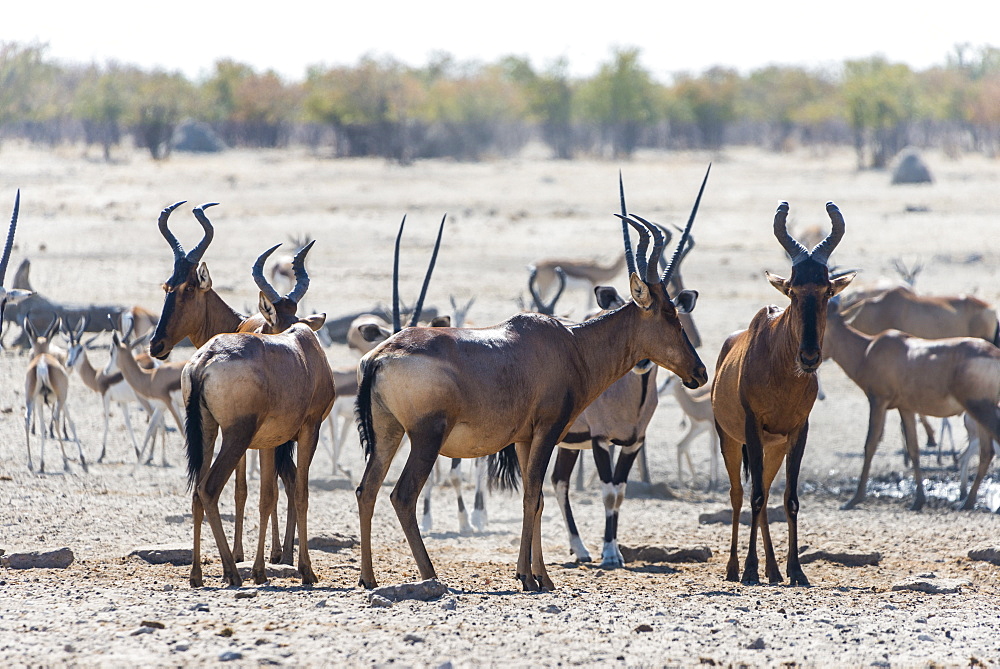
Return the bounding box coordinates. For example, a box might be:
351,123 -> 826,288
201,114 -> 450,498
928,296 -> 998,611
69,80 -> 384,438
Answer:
1,142 -> 999,667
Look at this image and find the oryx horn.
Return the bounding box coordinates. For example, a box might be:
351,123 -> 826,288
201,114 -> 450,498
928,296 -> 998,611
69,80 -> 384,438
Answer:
1,189 -> 20,285
661,163 -> 710,285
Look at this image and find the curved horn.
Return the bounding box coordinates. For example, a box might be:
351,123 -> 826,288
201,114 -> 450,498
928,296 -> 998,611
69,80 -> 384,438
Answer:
252,243 -> 284,304
548,266 -> 567,313
0,190 -> 20,284
662,163 -> 710,285
619,172 -> 637,276
527,267 -> 543,311
407,214 -> 447,328
392,215 -> 406,333
43,312 -> 60,340
157,201 -> 187,261
616,215 -> 651,280
188,203 -> 218,263
286,239 -> 316,303
629,214 -> 666,284
773,201 -> 808,265
810,202 -> 846,266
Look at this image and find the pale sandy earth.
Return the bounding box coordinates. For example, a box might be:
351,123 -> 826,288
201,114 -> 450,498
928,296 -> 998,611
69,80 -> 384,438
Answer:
1,142 -> 1000,667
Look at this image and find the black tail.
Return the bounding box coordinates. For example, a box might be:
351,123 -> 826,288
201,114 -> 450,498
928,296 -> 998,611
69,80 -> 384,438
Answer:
993,319 -> 999,348
741,443 -> 750,482
354,358 -> 380,459
275,441 -> 296,481
184,370 -> 205,491
487,444 -> 521,492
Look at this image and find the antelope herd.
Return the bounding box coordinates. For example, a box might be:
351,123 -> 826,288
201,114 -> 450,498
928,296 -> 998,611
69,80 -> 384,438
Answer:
5,164 -> 1000,594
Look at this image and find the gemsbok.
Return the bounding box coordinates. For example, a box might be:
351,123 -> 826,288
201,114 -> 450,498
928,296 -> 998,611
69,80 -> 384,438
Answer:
354,167 -> 709,591
148,201 -> 314,566
712,201 -> 853,586
824,297 -> 1000,511
24,314 -> 87,473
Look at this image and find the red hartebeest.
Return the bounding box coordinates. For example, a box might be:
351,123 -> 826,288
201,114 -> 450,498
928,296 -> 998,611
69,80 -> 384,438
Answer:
712,201 -> 854,586
354,168 -> 709,591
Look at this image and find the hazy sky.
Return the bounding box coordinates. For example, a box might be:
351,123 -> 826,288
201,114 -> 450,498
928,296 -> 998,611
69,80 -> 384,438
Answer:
6,1 -> 998,81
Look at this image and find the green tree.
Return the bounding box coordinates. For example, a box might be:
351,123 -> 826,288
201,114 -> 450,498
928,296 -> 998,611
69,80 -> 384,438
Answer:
74,64 -> 129,161
741,65 -> 838,150
504,56 -> 575,159
576,48 -> 661,158
671,67 -> 739,150
842,57 -> 917,168
0,42 -> 53,144
126,69 -> 195,160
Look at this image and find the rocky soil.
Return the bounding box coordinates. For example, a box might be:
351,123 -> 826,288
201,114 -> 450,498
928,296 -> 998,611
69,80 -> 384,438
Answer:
1,142 -> 1000,667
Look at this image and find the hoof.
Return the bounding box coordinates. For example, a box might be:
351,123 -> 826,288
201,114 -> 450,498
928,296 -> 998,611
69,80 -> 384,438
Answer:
253,571 -> 268,585
517,573 -> 539,591
269,551 -> 283,565
600,557 -> 624,569
840,499 -> 860,511
740,572 -> 760,586
359,576 -> 377,590
299,566 -> 318,585
534,574 -> 555,591
789,573 -> 811,587
190,577 -> 203,588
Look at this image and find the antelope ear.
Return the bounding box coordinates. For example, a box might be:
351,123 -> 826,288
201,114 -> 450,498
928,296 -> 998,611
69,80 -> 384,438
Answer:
629,273 -> 653,310
300,313 -> 326,331
672,289 -> 698,314
5,288 -> 32,304
359,323 -> 391,343
429,315 -> 451,328
196,263 -> 213,290
766,271 -> 791,297
595,285 -> 625,310
830,272 -> 856,296
258,292 -> 278,327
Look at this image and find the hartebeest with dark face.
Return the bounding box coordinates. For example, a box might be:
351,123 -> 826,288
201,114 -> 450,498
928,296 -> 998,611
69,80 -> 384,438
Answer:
149,202 -> 313,567
712,201 -> 854,586
354,168 -> 709,591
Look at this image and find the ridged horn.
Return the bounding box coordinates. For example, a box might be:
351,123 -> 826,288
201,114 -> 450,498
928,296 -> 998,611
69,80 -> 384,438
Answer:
188,203 -> 218,263
619,172 -> 637,277
392,215 -> 406,333
252,244 -> 283,304
773,201 -> 808,265
629,213 -> 666,284
810,202 -> 846,266
662,164 -> 710,285
286,239 -> 315,304
0,190 -> 20,285
157,201 -> 187,261
407,214 -> 447,328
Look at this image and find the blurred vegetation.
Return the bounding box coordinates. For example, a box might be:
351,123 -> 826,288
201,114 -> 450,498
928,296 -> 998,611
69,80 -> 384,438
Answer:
2,41 -> 1000,165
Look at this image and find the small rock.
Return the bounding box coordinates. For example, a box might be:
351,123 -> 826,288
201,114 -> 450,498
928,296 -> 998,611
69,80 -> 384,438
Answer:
305,534 -> 359,551
192,603 -> 210,612
369,595 -> 393,608
371,578 -> 448,602
235,590 -> 257,600
219,651 -> 243,662
130,627 -> 154,636
746,637 -> 766,650
891,577 -> 971,594
63,644 -> 75,653
634,624 -> 653,633
439,597 -> 457,611
438,662 -> 454,669
2,547 -> 74,569
799,547 -> 881,567
619,545 -> 712,564
918,633 -> 935,642
128,547 -> 192,566
968,547 -> 1000,565
140,620 -> 165,629
315,599 -> 328,608
403,633 -> 424,644
164,515 -> 187,524
174,644 -> 190,652
540,604 -> 561,614
162,584 -> 174,592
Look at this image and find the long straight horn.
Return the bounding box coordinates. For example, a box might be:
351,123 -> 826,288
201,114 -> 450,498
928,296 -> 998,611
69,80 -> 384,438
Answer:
773,201 -> 808,265
662,163 -> 710,285
810,202 -> 846,266
407,214 -> 447,328
619,172 -> 637,276
188,203 -> 218,263
392,215 -> 406,333
252,243 -> 283,304
0,190 -> 20,284
286,239 -> 315,303
157,201 -> 188,261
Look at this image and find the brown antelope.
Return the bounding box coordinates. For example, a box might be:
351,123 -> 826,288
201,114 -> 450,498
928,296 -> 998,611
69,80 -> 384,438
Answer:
148,201 -> 314,566
354,168 -> 709,591
551,284 -> 662,567
0,192 -> 34,335
824,297 -> 1000,511
712,201 -> 853,586
24,314 -> 87,473
658,373 -> 719,490
527,253 -> 626,311
182,294 -> 334,587
524,266 -> 567,316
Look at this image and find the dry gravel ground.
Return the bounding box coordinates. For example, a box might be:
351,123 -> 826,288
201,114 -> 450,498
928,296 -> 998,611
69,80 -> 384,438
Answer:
1,142 -> 1000,667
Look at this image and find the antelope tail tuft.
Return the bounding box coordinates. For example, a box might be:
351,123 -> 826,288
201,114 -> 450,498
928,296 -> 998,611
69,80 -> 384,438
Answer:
184,370 -> 205,491
354,358 -> 380,460
487,444 -> 521,492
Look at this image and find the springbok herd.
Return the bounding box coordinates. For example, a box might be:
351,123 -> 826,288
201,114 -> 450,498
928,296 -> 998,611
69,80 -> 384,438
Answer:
6,162 -> 1000,593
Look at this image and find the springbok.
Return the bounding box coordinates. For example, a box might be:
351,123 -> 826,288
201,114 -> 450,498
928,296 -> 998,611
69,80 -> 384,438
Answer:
182,292 -> 334,587
524,266 -> 567,316
527,253 -> 626,311
24,314 -> 87,473
354,168 -> 709,591
712,201 -> 853,586
824,297 -> 1000,511
551,284 -> 660,567
0,192 -> 33,336
658,373 -> 719,490
148,201 -> 313,566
